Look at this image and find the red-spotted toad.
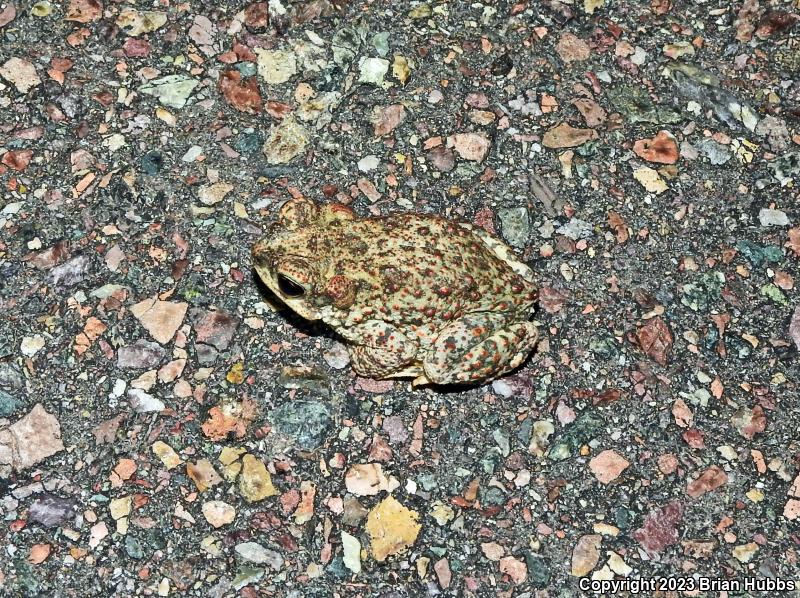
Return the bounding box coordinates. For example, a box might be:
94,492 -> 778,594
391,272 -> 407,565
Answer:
252,198 -> 538,385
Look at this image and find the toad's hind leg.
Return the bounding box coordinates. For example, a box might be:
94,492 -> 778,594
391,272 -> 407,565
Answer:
344,320 -> 420,379
422,314 -> 538,385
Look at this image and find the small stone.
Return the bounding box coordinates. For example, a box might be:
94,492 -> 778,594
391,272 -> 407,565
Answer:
263,117 -> 309,164
127,389 -> 165,413
28,543 -> 51,564
365,496 -> 421,562
0,57 -> 42,93
202,500 -> 236,528
663,41 -> 695,59
633,130 -> 679,164
499,556 -> 528,585
448,132 -> 491,162
392,55 -> 411,84
20,335 -> 46,357
118,339 -> 166,369
427,146 -> 455,172
589,450 -> 629,484
187,459 -> 223,492
358,155 -> 380,172
434,558 -> 451,589
358,57 -> 390,86
140,75 -> 200,109
235,542 -> 284,570
2,150 -> 33,171
239,454 -> 277,502
0,390 -> 22,418
686,465 -> 728,498
633,167 -> 668,194
193,309 -> 239,351
759,208 -> 790,227
341,531 -> 362,574
481,542 -> 505,561
0,404 -> 65,475
733,542 -> 759,563
556,218 -> 593,240
109,495 -> 132,521
182,145 -> 203,163
152,441 -> 182,470
542,123 -> 598,148
140,151 -> 163,175
219,70 -> 262,114
198,182 -> 234,206
731,405 -> 767,439
345,463 -> 390,496
498,207 -> 530,249
571,534 -> 601,577
116,9 -> 167,36
528,420 -> 555,457
123,38 -> 151,58
47,255 -> 91,288
28,494 -> 79,528
371,104 -> 406,137
556,33 -> 591,62
271,400 -> 332,450
255,48 -> 297,84
696,138 -> 731,165
408,4 -> 431,18
323,342 -> 350,370
188,15 -> 216,55
131,298 -> 188,344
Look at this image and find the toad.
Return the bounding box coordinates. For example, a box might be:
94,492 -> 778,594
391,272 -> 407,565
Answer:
252,198 -> 538,385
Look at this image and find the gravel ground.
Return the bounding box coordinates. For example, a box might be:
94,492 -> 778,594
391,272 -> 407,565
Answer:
1,0 -> 800,596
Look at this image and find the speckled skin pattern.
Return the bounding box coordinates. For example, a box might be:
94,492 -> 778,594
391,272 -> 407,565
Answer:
252,198 -> 538,385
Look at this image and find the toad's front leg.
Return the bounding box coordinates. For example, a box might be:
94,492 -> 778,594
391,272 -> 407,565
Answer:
343,320 -> 422,379
421,313 -> 537,385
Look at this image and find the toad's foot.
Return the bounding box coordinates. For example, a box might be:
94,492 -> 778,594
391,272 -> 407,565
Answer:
422,313 -> 538,385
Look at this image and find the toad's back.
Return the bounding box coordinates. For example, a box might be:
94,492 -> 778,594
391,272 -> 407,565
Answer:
317,212 -> 537,327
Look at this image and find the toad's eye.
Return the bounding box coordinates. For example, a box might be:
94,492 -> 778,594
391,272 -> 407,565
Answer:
277,274 -> 305,297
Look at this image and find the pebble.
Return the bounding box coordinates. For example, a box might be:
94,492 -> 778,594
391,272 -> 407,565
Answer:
47,255 -> 91,288
139,75 -> 200,109
556,218 -> 593,240
758,208 -> 790,227
0,390 -> 22,417
0,404 -> 65,475
498,206 -> 531,249
366,496 -> 421,561
238,454 -> 277,502
571,534 -> 601,576
118,339 -> 166,369
116,9 -> 168,36
131,298 -> 188,344
263,117 -> 310,164
357,155 -> 380,172
255,48 -> 297,84
182,145 -> 204,163
696,138 -> 731,165
0,57 -> 42,93
127,389 -> 165,413
358,57 -> 390,86
235,542 -> 285,570
271,400 -> 332,450
341,532 -> 362,574
28,494 -> 79,528
202,500 -> 236,528
140,151 -> 164,175
322,342 -> 350,370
